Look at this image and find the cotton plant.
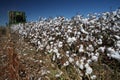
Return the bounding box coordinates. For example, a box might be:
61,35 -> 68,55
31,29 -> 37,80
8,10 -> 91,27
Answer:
11,9 -> 120,79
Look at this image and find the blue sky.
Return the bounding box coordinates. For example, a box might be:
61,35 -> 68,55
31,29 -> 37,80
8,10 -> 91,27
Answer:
0,0 -> 120,26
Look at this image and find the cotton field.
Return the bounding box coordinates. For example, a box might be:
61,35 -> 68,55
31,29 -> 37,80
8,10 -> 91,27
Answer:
7,9 -> 120,79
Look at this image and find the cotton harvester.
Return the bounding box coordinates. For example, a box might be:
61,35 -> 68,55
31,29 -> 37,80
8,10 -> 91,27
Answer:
9,11 -> 26,25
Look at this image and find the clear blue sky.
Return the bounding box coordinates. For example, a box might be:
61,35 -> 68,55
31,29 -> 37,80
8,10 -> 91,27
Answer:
0,0 -> 120,26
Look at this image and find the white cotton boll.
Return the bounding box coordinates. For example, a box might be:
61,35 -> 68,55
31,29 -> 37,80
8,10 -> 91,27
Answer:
39,60 -> 42,63
78,57 -> 86,69
80,26 -> 89,34
90,75 -> 96,80
43,39 -> 46,42
97,39 -> 102,45
52,28 -> 54,31
82,18 -> 88,24
90,36 -> 95,41
63,61 -> 69,66
55,71 -> 63,78
67,37 -> 72,43
98,47 -> 105,53
85,63 -> 93,75
80,37 -> 83,40
86,45 -> 94,52
69,57 -> 74,63
67,37 -> 76,43
84,35 -> 89,41
40,47 -> 43,50
30,48 -> 33,50
50,42 -> 53,45
46,45 -> 50,50
90,53 -> 94,56
79,60 -> 84,70
87,52 -> 91,57
56,32 -> 59,36
71,53 -> 77,57
89,45 -> 94,51
53,48 -> 61,59
79,45 -> 84,52
23,31 -> 27,36
79,63 -> 84,70
114,35 -> 120,40
95,52 -> 99,57
68,26 -> 71,29
110,51 -> 120,61
66,51 -> 69,54
67,29 -> 72,33
91,55 -> 98,62
38,77 -> 41,80
76,61 -> 79,66
43,32 -> 46,36
54,43 -> 57,46
89,26 -> 94,28
76,35 -> 80,39
72,37 -> 76,41
117,13 -> 120,18
53,37 -> 55,40
102,27 -> 105,30
82,57 -> 86,61
87,59 -> 92,64
66,51 -> 70,57
55,27 -> 59,30
116,41 -> 120,48
66,54 -> 69,57
52,54 -> 56,61
48,49 -> 53,53
50,44 -> 53,48
58,32 -> 61,35
107,47 -> 115,54
77,32 -> 81,35
38,41 -> 41,45
41,69 -> 49,76
49,37 -> 53,41
74,31 -> 77,35
40,44 -> 44,48
107,47 -> 120,61
100,35 -> 103,39
89,20 -> 95,24
113,11 -> 117,15
58,41 -> 63,48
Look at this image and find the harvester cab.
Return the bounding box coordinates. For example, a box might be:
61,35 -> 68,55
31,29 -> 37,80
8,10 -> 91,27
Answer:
9,11 -> 26,25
